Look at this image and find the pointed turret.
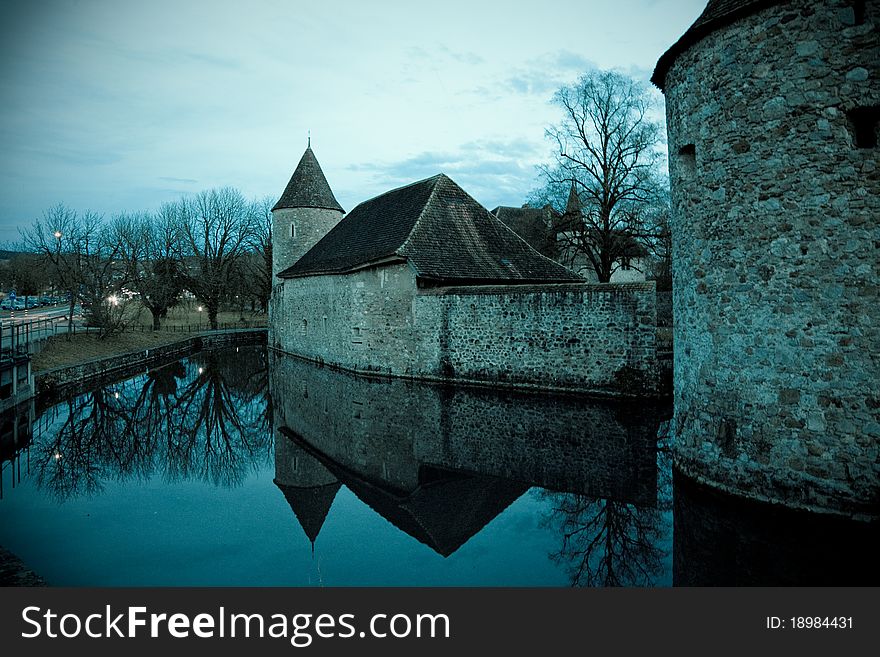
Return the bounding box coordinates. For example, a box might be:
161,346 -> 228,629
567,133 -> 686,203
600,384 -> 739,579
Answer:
270,144 -> 345,279
272,147 -> 344,213
564,182 -> 581,219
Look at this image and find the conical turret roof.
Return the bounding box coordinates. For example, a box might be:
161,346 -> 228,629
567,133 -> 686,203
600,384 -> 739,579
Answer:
272,147 -> 344,213
276,480 -> 341,544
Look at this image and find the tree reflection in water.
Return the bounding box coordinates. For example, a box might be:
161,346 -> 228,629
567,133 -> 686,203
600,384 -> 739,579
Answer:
33,347 -> 270,502
542,422 -> 673,587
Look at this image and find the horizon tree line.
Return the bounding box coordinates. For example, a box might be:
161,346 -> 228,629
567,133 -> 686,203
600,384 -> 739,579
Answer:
1,187 -> 273,337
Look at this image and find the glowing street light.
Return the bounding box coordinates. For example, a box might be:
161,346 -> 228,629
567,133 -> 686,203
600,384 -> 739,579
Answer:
53,231 -> 62,239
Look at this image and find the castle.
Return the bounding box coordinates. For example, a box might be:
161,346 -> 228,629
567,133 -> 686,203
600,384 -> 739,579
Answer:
268,148 -> 659,394
491,183 -> 649,284
655,0 -> 878,515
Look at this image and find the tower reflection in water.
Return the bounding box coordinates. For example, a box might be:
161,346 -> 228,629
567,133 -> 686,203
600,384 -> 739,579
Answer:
270,351 -> 672,584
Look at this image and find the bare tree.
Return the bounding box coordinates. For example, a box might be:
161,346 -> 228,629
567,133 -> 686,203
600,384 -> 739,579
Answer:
21,204 -> 134,338
244,196 -> 273,313
114,208 -> 184,330
542,493 -> 667,587
177,188 -> 255,330
21,204 -> 79,337
538,70 -> 665,283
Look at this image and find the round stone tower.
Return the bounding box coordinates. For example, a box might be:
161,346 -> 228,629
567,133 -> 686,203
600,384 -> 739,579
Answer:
653,0 -> 878,516
271,144 -> 345,278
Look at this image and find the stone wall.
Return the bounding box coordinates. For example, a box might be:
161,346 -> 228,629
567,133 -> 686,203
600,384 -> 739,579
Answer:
418,282 -> 657,393
664,0 -> 879,515
36,329 -> 267,398
270,263 -> 659,394
271,206 -> 343,278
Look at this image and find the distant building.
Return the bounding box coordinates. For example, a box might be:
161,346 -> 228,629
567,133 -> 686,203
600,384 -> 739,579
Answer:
493,184 -> 649,283
490,204 -> 559,260
269,147 -> 660,394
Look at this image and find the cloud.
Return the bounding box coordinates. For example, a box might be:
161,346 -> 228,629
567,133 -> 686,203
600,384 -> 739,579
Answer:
502,49 -> 598,97
346,137 -> 546,209
158,176 -> 199,184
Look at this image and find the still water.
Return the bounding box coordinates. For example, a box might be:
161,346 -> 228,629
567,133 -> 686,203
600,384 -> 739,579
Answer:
0,347 -> 875,586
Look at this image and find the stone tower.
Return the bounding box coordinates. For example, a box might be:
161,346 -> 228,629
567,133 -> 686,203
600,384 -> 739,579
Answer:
653,0 -> 878,516
271,145 -> 344,278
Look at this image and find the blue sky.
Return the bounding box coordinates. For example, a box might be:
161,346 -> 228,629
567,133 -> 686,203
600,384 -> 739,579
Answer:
0,0 -> 706,242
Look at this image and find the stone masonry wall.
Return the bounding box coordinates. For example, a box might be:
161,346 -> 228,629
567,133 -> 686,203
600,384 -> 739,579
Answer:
664,0 -> 879,515
271,206 -> 343,278
416,282 -> 657,393
270,264 -> 658,394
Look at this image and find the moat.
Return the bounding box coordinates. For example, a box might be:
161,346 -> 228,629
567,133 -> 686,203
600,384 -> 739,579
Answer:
0,346 -> 876,586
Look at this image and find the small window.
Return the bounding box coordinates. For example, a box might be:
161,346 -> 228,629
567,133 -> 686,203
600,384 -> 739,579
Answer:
322,315 -> 327,332
853,0 -> 866,25
290,223 -> 297,239
352,326 -> 361,336
847,106 -> 879,148
678,144 -> 696,174
301,319 -> 308,336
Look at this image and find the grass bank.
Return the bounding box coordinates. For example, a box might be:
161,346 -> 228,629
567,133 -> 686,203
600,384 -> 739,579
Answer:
32,313 -> 267,373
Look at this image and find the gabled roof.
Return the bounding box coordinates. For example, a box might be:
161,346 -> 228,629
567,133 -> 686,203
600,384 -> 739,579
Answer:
272,147 -> 344,213
278,174 -> 583,284
652,0 -> 789,91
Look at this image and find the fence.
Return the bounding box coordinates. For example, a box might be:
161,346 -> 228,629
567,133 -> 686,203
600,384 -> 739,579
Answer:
1,314 -> 267,356
0,316 -> 69,356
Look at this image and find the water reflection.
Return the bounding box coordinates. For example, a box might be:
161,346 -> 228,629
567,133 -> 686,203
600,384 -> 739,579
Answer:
539,432 -> 673,587
270,351 -> 671,577
24,348 -> 271,502
6,347 -> 869,586
0,401 -> 33,500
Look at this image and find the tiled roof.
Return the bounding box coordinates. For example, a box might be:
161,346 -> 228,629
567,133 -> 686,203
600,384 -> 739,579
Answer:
491,205 -> 557,257
272,147 -> 344,212
652,0 -> 790,91
278,174 -> 583,283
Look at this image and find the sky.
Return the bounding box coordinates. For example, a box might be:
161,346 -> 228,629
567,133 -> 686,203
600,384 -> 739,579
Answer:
0,0 -> 707,243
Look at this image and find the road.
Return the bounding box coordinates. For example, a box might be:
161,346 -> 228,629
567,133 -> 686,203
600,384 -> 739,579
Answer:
0,306 -> 71,324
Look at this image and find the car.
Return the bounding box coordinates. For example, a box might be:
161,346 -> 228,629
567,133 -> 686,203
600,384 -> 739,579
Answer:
0,299 -> 14,310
